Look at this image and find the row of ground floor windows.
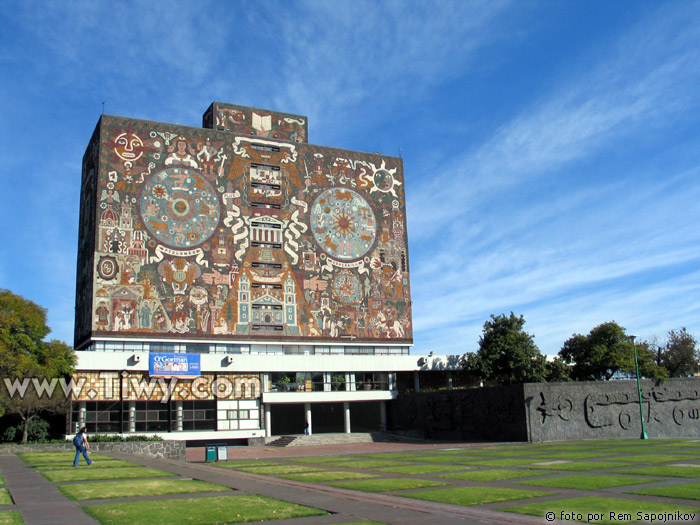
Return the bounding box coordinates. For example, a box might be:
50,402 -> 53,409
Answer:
69,400 -> 387,436
70,400 -> 259,434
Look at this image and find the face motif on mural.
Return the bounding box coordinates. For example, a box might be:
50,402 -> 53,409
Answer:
114,131 -> 145,162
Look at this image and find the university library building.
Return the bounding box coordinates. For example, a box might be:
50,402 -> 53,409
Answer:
72,102 -> 456,442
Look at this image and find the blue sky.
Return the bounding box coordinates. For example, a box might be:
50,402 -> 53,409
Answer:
1,1 -> 699,356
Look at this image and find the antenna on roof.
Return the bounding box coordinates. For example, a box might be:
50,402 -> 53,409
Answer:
398,147 -> 402,158
102,101 -> 105,114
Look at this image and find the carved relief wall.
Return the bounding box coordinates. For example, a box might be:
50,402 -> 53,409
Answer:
75,105 -> 411,348
525,379 -> 700,441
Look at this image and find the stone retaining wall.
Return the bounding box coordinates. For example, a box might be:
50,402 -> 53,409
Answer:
389,384 -> 528,441
0,440 -> 185,460
391,377 -> 700,443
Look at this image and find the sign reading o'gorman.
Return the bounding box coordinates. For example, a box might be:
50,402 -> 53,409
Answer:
310,188 -> 377,261
139,167 -> 221,249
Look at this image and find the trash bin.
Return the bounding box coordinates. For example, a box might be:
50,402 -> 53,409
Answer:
217,445 -> 228,461
205,445 -> 217,462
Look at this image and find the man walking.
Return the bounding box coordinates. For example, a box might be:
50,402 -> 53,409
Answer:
73,427 -> 93,467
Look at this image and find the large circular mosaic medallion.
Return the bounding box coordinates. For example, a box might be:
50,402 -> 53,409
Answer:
139,167 -> 220,249
332,271 -> 363,304
310,188 -> 377,261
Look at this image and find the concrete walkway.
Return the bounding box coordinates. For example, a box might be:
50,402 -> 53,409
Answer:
0,455 -> 97,525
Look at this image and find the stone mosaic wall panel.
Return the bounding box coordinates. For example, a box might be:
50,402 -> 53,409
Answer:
75,108 -> 411,347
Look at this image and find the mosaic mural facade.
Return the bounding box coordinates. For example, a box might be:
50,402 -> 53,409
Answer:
74,104 -> 411,348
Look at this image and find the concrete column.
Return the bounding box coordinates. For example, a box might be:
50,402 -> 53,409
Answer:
262,373 -> 269,392
305,403 -> 312,436
348,373 -> 356,391
129,401 -> 136,433
413,371 -> 420,393
264,404 -> 272,437
344,402 -> 351,434
78,402 -> 86,430
447,371 -> 453,390
175,401 -> 183,431
380,401 -> 387,432
388,373 -> 395,391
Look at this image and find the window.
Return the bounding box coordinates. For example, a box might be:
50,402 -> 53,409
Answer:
252,262 -> 281,269
251,144 -> 280,152
174,401 -> 216,431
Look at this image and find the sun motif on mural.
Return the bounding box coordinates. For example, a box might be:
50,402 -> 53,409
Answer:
369,160 -> 401,197
310,187 -> 377,261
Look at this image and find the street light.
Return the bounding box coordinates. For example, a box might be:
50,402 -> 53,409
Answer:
630,335 -> 648,440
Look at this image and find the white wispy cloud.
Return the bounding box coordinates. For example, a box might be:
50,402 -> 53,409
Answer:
409,5 -> 700,355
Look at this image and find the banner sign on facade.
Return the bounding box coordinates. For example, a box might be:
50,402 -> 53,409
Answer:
149,352 -> 200,377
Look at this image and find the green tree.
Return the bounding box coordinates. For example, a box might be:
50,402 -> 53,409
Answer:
659,328 -> 699,377
545,356 -> 572,382
0,290 -> 76,442
558,321 -> 666,381
461,313 -> 547,385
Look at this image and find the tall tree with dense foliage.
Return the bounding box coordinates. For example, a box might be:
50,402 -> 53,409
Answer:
545,356 -> 572,382
461,313 -> 547,385
559,321 -> 666,381
659,328 -> 699,377
0,290 -> 75,442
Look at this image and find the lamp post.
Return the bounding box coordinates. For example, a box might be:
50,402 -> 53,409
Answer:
630,335 -> 648,440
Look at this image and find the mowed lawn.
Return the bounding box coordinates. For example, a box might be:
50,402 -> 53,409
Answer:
212,438 -> 700,518
15,438 -> 700,524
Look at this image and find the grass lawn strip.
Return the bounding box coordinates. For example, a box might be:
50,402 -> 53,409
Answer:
0,489 -> 12,506
83,494 -> 327,524
214,461 -> 283,468
533,452 -> 615,460
628,481 -> 700,500
526,461 -> 632,471
234,464 -> 324,475
611,454 -> 695,463
321,459 -> 412,469
41,467 -> 176,483
326,478 -> 449,492
357,453 -> 425,459
0,511 -> 23,525
58,478 -> 230,501
403,455 -> 476,464
436,469 -> 552,482
36,460 -> 140,470
17,452 -> 117,464
513,474 -> 662,490
375,464 -> 471,475
460,458 -> 540,467
501,496 -> 700,525
399,486 -> 552,506
279,471 -> 381,482
287,456 -> 356,463
617,465 -> 700,478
